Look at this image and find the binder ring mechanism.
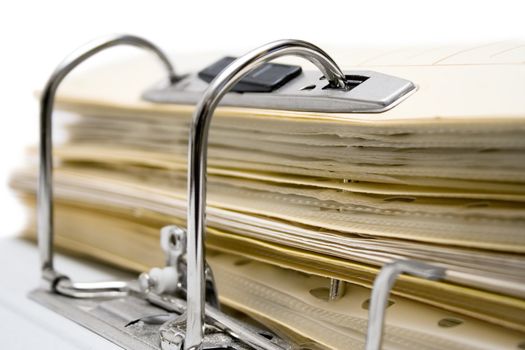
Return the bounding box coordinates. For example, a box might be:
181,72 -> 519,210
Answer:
185,39 -> 446,350
35,36 -> 446,350
38,33 -> 178,296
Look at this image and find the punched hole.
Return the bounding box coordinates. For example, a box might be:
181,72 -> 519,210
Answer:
517,341 -> 525,349
301,84 -> 316,91
309,287 -> 330,301
438,317 -> 463,328
361,298 -> 395,310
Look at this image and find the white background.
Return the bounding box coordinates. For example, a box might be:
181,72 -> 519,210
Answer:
0,0 -> 524,237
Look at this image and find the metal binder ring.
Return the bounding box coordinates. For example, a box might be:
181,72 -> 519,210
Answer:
38,34 -> 177,297
186,39 -> 348,350
366,260 -> 445,350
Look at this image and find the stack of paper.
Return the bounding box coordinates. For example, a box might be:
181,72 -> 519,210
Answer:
11,42 -> 525,348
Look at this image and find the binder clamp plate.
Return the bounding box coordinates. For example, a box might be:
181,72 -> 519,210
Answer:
31,34 -> 445,350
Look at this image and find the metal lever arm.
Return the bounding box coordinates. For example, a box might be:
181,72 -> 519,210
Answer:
186,39 -> 348,350
38,34 -> 177,295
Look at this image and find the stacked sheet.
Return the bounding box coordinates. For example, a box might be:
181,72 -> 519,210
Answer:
11,42 -> 525,348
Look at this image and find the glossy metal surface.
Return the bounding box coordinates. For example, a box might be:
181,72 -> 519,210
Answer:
186,39 -> 348,350
55,279 -> 131,299
328,278 -> 346,301
144,69 -> 417,113
149,294 -> 289,350
365,260 -> 446,350
38,34 -> 176,296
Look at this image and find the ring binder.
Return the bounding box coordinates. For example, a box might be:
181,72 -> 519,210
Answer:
28,35 -> 520,350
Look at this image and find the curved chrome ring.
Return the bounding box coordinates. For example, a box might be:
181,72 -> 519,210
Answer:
366,260 -> 445,350
55,278 -> 130,299
185,39 -> 348,350
38,34 -> 176,297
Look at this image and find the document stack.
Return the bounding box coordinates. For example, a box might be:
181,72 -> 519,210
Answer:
10,37 -> 525,349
